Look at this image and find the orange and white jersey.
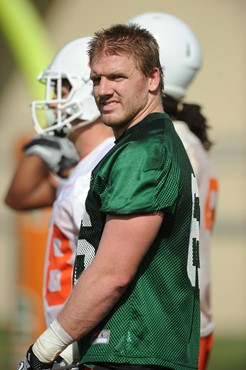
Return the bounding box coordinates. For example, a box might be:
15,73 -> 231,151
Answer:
174,121 -> 218,338
43,137 -> 114,326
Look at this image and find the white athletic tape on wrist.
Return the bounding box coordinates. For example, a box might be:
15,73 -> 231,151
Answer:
32,319 -> 74,363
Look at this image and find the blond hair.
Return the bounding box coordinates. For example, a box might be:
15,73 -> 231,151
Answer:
88,23 -> 164,94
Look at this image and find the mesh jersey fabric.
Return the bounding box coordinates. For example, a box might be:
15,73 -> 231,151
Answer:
73,113 -> 200,370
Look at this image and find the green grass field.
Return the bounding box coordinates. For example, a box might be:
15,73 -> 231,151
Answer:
0,329 -> 245,369
208,336 -> 246,370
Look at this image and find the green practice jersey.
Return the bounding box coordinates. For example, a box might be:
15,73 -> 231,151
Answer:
74,113 -> 200,370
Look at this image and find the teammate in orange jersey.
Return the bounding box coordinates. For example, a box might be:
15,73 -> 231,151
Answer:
5,36 -> 114,368
128,12 -> 219,370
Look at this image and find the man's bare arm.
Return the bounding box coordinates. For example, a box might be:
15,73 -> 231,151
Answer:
58,211 -> 164,340
5,135 -> 79,211
5,155 -> 57,210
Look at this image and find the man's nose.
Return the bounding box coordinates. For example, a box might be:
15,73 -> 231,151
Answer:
48,94 -> 58,109
98,77 -> 113,97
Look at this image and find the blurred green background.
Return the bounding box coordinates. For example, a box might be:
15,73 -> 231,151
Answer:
0,0 -> 245,369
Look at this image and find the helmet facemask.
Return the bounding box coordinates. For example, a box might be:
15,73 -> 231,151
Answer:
31,37 -> 101,137
32,72 -> 94,137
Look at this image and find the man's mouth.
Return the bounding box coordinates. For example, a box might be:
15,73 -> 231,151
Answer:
101,100 -> 118,112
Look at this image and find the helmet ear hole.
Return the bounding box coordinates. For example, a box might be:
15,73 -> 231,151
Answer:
186,43 -> 191,58
128,12 -> 202,100
32,37 -> 100,136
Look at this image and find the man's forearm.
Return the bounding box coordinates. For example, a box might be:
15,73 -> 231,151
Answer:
57,261 -> 127,340
58,212 -> 164,340
30,262 -> 127,364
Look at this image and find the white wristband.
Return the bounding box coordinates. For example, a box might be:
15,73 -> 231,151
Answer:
32,319 -> 74,363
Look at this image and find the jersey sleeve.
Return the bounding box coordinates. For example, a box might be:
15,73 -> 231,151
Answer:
100,140 -> 180,215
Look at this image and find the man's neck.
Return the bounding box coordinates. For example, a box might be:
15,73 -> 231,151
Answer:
75,121 -> 113,159
113,97 -> 164,140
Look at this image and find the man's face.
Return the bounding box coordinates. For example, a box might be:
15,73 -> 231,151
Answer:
90,51 -> 151,136
49,79 -> 71,114
49,79 -> 77,128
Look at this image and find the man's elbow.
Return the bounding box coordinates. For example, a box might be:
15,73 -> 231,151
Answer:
109,272 -> 134,298
4,193 -> 26,210
4,190 -> 37,211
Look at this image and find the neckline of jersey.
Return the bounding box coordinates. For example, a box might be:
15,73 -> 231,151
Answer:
115,112 -> 169,144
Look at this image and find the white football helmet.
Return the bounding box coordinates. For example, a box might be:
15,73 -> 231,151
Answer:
31,36 -> 100,135
128,12 -> 202,99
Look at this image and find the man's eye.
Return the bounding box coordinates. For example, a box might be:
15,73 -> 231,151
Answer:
113,75 -> 124,81
91,77 -> 100,86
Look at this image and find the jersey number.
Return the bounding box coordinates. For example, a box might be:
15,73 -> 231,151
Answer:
73,209 -> 95,284
205,178 -> 218,231
45,224 -> 73,306
187,174 -> 200,288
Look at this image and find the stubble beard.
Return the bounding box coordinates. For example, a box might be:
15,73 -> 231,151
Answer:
100,98 -> 143,134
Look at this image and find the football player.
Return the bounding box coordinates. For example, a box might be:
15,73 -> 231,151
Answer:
16,24 -> 200,370
6,36 -> 114,367
128,12 -> 219,370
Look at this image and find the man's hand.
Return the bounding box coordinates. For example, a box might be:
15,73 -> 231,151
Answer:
17,346 -> 53,370
23,136 -> 80,176
16,346 -> 76,370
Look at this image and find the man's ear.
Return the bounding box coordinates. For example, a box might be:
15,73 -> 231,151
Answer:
148,68 -> 161,92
